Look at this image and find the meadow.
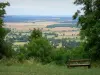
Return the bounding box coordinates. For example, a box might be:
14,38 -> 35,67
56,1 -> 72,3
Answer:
0,59 -> 100,75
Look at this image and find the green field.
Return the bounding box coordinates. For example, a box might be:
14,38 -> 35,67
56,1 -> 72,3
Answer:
0,61 -> 100,75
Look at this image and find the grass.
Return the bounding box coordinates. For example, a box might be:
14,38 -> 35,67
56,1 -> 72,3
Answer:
0,60 -> 100,75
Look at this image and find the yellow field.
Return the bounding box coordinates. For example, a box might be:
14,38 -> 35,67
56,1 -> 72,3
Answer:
13,42 -> 27,46
4,21 -> 58,31
4,22 -> 79,34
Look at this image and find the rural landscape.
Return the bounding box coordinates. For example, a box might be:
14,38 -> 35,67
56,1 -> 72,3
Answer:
4,17 -> 80,48
0,0 -> 100,75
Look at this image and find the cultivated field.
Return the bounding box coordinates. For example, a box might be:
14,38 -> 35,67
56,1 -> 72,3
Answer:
4,22 -> 79,36
4,21 -> 58,31
4,21 -> 80,47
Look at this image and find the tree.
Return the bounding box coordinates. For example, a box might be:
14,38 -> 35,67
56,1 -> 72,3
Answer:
27,38 -> 53,63
27,29 -> 53,63
73,0 -> 100,60
0,2 -> 11,58
29,28 -> 42,41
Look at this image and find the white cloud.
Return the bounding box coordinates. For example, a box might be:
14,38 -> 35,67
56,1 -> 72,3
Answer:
1,0 -> 81,16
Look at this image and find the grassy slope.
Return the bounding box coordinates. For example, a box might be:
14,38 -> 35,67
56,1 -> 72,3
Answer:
0,62 -> 100,75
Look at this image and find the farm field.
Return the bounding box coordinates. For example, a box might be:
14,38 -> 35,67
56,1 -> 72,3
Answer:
0,62 -> 100,75
4,22 -> 79,32
4,21 -> 80,48
13,42 -> 27,46
4,22 -> 58,31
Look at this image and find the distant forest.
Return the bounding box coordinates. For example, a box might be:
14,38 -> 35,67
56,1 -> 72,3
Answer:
46,24 -> 80,28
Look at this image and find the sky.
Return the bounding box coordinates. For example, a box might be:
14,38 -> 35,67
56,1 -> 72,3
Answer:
1,0 -> 82,16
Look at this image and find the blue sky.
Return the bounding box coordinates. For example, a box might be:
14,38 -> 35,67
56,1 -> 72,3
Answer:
1,0 -> 82,16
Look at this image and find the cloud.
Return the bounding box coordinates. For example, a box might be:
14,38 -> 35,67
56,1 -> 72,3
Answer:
1,0 -> 81,16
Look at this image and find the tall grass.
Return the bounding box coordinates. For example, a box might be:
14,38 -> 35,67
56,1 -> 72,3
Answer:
0,59 -> 100,75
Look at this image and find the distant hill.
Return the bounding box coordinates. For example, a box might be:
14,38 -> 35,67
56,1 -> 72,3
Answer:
3,15 -> 77,23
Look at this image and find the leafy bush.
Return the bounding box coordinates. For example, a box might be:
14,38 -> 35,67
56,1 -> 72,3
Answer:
15,46 -> 28,62
0,41 -> 13,59
27,37 -> 53,63
52,44 -> 89,65
29,28 -> 42,41
47,48 -> 70,65
17,53 -> 25,63
69,43 -> 89,60
54,49 -> 69,65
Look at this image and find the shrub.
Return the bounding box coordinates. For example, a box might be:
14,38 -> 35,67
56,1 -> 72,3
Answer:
53,48 -> 70,65
15,46 -> 28,62
27,37 -> 53,63
69,44 -> 89,59
0,41 -> 13,59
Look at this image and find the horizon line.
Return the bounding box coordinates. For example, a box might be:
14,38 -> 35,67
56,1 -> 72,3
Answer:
5,15 -> 73,17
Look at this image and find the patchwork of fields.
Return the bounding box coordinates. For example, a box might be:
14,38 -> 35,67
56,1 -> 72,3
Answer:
4,21 -> 80,47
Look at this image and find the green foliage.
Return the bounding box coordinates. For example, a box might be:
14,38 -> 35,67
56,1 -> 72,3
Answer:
70,44 -> 89,59
52,45 -> 89,65
73,0 -> 100,60
46,24 -> 78,28
16,46 -> 27,62
27,37 -> 53,63
29,28 -> 42,41
0,2 -> 12,59
53,48 -> 70,65
15,29 -> 54,63
13,25 -> 89,65
17,53 -> 25,63
0,41 -> 13,58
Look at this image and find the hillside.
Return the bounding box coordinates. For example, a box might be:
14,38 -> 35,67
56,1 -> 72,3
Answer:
0,61 -> 100,75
